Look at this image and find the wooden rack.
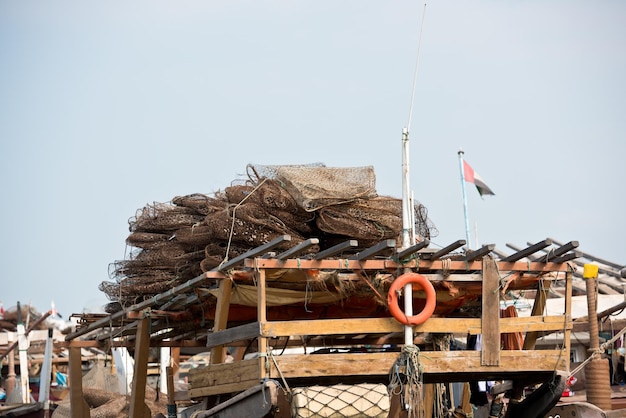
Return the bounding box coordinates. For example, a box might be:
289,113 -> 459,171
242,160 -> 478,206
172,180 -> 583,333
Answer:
189,254 -> 574,399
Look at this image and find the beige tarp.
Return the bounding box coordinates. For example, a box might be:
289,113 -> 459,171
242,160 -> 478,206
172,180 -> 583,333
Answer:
203,284 -> 345,307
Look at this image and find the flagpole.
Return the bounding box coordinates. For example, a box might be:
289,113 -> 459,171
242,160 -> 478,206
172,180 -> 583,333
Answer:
458,149 -> 472,251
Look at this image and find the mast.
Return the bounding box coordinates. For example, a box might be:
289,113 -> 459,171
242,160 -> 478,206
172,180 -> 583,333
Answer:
401,128 -> 414,346
458,149 -> 472,250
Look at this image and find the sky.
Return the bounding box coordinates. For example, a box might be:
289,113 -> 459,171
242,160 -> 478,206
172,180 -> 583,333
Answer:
1,1 -> 624,318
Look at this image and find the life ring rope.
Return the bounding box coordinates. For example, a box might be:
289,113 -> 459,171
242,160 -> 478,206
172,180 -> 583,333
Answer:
387,272 -> 436,326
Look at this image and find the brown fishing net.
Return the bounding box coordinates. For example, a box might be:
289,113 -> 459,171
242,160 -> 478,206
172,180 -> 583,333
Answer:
99,164 -> 437,310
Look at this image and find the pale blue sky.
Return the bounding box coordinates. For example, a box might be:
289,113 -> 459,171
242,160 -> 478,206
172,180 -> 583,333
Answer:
1,1 -> 624,317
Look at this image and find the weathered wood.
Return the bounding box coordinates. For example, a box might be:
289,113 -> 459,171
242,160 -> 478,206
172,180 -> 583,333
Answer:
128,316 -> 151,418
349,239 -> 396,260
395,239 -> 430,260
189,380 -> 260,399
259,316 -> 570,339
421,239 -> 466,260
206,322 -> 260,349
257,268 -> 268,380
315,240 -> 358,259
481,257 -> 501,366
535,240 -> 579,262
502,239 -> 552,262
523,280 -> 552,350
245,258 -> 573,272
69,346 -> 90,418
210,278 -> 233,365
264,351 -> 566,380
464,244 -> 495,262
551,251 -> 581,263
276,238 -> 319,260
189,358 -> 260,388
218,234 -> 292,271
188,358 -> 261,398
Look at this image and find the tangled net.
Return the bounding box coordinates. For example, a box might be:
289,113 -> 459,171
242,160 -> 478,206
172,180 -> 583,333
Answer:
99,164 -> 437,310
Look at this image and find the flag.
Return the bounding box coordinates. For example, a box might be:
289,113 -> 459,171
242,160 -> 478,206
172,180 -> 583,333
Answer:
463,160 -> 495,197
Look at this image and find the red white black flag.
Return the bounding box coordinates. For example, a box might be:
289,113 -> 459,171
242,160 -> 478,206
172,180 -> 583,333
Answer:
463,160 -> 495,197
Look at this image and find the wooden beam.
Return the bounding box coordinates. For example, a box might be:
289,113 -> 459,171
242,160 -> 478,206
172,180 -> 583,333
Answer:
502,239 -> 552,262
421,240 -> 466,260
481,257 -> 500,366
128,316 -> 151,418
257,268 -> 268,380
206,322 -> 260,349
276,238 -> 319,260
349,239 -> 396,260
395,239 -> 430,261
315,240 -> 358,259
210,278 -> 233,365
268,351 -> 566,378
68,346 -> 89,418
535,240 -> 579,263
244,258 -> 573,272
523,280 -> 551,350
464,244 -> 495,262
259,316 -> 570,339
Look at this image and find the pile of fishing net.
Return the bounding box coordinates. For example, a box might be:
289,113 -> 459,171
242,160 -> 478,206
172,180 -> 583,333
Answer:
99,164 -> 436,311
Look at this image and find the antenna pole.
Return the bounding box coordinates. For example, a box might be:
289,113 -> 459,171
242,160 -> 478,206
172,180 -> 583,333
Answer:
458,149 -> 472,250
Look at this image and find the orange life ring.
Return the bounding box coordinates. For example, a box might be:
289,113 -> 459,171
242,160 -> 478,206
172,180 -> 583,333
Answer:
387,273 -> 436,325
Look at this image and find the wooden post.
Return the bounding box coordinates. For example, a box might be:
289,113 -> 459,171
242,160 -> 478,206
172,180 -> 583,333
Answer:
171,346 -> 180,376
564,268 -> 573,370
210,278 -> 233,364
257,266 -> 269,379
522,279 -> 551,350
6,344 -> 16,397
68,346 -> 89,418
166,366 -> 176,418
128,315 -> 151,418
481,257 -> 500,366
583,264 -> 612,411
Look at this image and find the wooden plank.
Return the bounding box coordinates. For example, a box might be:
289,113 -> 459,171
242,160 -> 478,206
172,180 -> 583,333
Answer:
464,244 -> 496,262
523,280 -> 551,350
502,239 -> 552,262
187,350 -> 568,396
276,238 -> 319,260
206,322 -> 260,349
422,239 -> 466,260
315,240 -> 358,259
188,358 -> 260,388
395,239 -> 430,260
267,350 -> 567,378
349,239 -> 396,260
257,268 -> 268,380
189,380 -> 260,398
564,268 -> 573,372
260,316 -> 571,339
244,258 -> 572,272
128,316 -> 151,418
481,257 -> 500,366
210,278 -> 233,365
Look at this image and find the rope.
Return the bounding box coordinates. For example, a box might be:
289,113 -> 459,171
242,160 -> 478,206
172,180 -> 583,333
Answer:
441,258 -> 451,278
268,351 -> 292,395
570,325 -> 626,378
406,2 -> 428,132
220,178 -> 268,268
388,344 -> 424,418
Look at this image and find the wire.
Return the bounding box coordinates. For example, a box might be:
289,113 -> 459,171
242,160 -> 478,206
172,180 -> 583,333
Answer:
406,2 -> 428,133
